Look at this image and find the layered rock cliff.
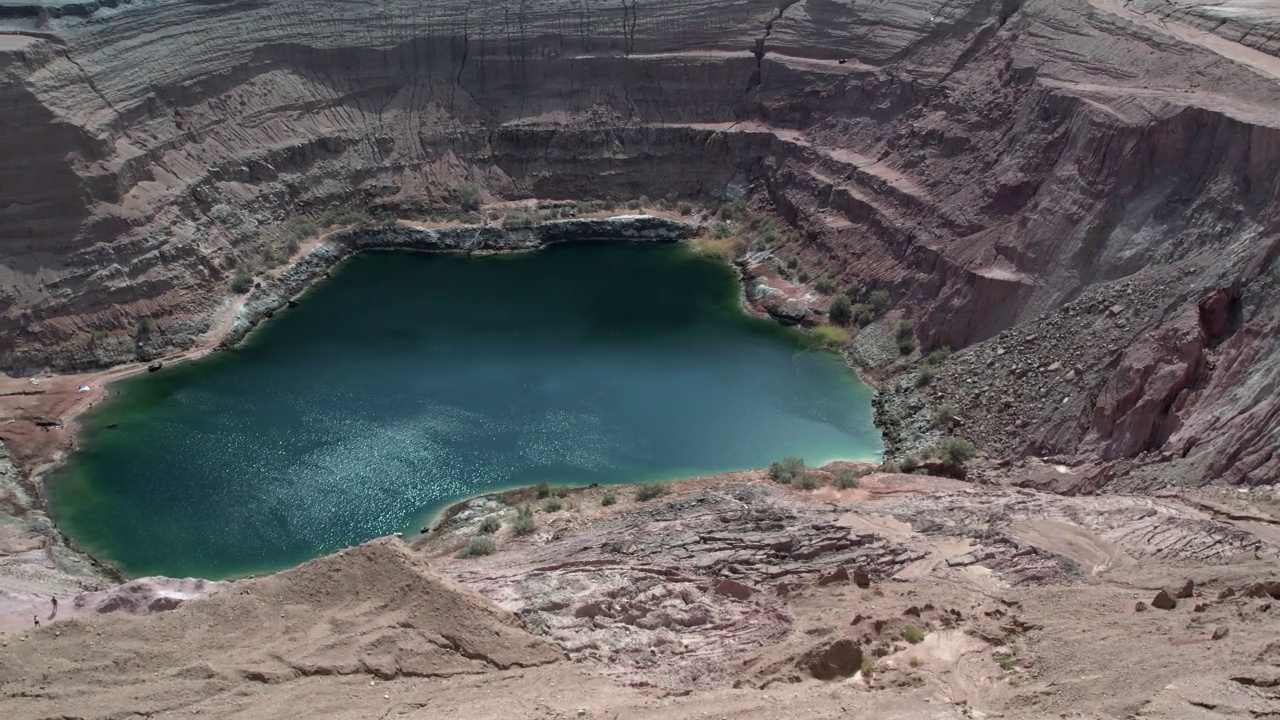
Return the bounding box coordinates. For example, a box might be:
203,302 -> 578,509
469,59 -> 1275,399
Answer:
2,0 -> 1279,487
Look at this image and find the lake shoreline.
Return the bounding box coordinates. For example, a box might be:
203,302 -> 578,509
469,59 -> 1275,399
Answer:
3,213 -> 889,590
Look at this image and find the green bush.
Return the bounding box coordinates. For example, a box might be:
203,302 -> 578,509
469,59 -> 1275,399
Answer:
868,289 -> 890,310
677,202 -> 693,215
543,500 -> 563,513
601,492 -> 617,506
899,455 -> 921,473
795,473 -> 820,491
903,625 -> 926,644
853,304 -> 875,327
798,270 -> 811,283
229,270 -> 253,294
915,366 -> 937,387
626,199 -> 642,210
512,506 -> 538,536
813,278 -> 836,295
786,256 -> 799,270
811,325 -> 850,350
136,317 -> 154,337
535,482 -> 551,499
997,654 -> 1015,671
896,320 -> 914,341
457,535 -> 496,558
926,347 -> 952,366
769,456 -> 806,484
833,468 -> 862,490
932,404 -> 957,427
936,437 -> 977,464
898,337 -> 917,356
635,482 -> 669,502
711,221 -> 731,239
477,517 -> 501,534
457,185 -> 482,211
828,294 -> 853,325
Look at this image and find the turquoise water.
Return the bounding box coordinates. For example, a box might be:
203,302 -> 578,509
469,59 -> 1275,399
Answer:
49,242 -> 881,579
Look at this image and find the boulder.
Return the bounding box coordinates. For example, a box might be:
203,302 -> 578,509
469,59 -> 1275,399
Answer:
852,567 -> 872,589
146,361 -> 163,372
1245,582 -> 1280,599
1134,601 -> 1147,612
817,566 -> 849,586
713,578 -> 755,601
1212,626 -> 1230,641
798,639 -> 863,681
1151,589 -> 1177,610
1174,579 -> 1195,599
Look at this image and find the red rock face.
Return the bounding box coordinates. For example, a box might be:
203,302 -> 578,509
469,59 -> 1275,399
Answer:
1,0 -> 1279,486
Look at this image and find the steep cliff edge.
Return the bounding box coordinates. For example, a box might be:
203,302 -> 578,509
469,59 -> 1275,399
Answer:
2,0 -> 1279,488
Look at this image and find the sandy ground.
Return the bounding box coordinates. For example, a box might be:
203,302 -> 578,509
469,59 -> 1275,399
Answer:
1,469 -> 1276,718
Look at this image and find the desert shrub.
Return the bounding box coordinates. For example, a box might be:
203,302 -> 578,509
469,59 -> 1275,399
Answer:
626,198 -> 642,210
814,278 -> 836,295
785,256 -> 799,270
601,491 -> 617,506
457,535 -> 497,558
635,482 -> 669,502
136,317 -> 154,337
512,506 -> 538,536
861,659 -> 877,680
710,221 -> 731,239
812,325 -> 850,350
798,269 -> 811,283
536,482 -> 551,499
477,517 -> 501,535
868,289 -> 890,310
691,235 -> 744,261
833,468 -> 862,490
543,500 -> 563,513
853,304 -> 875,327
898,337 -> 917,356
828,294 -> 853,325
902,625 -> 926,644
768,456 -> 806,484
926,347 -> 952,366
915,366 -> 936,387
936,436 -> 977,464
997,654 -> 1015,671
899,454 -> 921,473
677,202 -> 693,215
932,404 -> 957,427
895,320 -> 914,341
554,486 -> 570,498
909,656 -> 923,668
229,270 -> 253,294
457,185 -> 482,211
794,473 -> 820,491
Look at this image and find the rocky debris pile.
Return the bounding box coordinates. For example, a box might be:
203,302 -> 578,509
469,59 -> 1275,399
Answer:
871,487 -> 1277,571
929,277 -> 1185,463
945,535 -> 1079,586
444,488 -> 930,691
740,255 -> 821,325
872,373 -> 943,460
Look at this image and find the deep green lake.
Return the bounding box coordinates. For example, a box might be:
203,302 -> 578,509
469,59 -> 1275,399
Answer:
49,242 -> 882,579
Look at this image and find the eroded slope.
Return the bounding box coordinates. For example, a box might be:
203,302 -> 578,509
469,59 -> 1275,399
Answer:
1,2 -> 1278,487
